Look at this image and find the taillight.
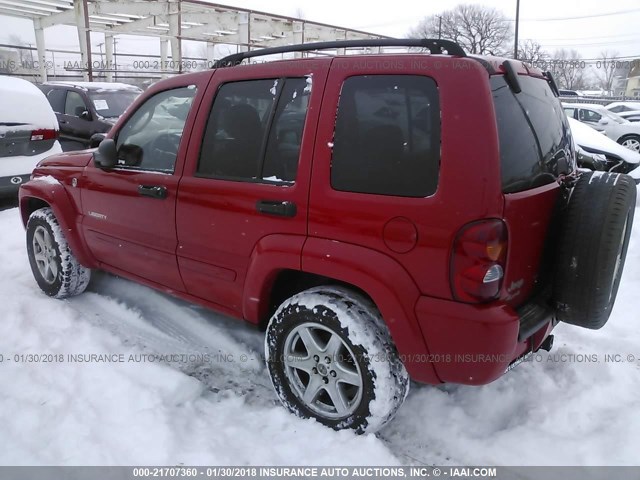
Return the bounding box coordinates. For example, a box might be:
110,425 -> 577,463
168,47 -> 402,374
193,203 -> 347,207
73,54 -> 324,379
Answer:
30,129 -> 58,141
450,219 -> 508,303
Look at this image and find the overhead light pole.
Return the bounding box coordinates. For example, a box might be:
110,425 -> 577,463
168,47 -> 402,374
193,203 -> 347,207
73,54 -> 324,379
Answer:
514,0 -> 520,59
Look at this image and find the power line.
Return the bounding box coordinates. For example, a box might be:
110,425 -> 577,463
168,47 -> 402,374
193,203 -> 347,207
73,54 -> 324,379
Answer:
535,32 -> 640,42
357,7 -> 640,29
517,7 -> 640,22
541,38 -> 640,47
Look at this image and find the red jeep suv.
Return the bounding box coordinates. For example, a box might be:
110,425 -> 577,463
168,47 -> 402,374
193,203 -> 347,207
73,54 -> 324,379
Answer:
19,39 -> 636,433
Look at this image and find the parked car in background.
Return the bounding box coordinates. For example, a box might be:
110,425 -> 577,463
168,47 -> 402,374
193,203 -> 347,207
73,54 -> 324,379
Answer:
605,101 -> 640,114
563,102 -> 640,152
567,117 -> 640,177
0,76 -> 62,198
38,81 -> 142,151
558,89 -> 581,97
617,110 -> 640,123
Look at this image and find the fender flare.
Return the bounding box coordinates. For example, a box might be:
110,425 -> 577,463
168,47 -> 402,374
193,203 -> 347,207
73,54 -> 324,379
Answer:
301,237 -> 440,383
19,179 -> 97,269
242,234 -> 306,323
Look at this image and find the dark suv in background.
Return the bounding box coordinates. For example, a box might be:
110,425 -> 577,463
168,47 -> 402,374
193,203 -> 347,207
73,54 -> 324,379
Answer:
38,81 -> 141,151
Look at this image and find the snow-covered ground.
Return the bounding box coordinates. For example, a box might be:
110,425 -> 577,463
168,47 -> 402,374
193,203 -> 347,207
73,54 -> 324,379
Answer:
1,199 -> 639,467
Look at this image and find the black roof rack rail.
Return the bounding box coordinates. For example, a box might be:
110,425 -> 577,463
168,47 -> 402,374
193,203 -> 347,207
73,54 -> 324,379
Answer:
211,38 -> 466,68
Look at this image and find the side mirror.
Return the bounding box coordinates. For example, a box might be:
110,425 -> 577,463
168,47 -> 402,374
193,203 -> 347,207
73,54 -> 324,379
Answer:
93,139 -> 118,168
89,133 -> 106,148
75,106 -> 91,120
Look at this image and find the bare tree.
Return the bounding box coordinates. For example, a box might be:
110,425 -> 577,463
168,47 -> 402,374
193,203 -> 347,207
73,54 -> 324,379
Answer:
8,34 -> 30,64
595,50 -> 620,94
548,49 -> 586,90
409,4 -> 512,56
517,39 -> 548,65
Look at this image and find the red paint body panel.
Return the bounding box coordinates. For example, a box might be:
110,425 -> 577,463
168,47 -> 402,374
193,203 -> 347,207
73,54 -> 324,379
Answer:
176,60 -> 331,315
308,56 -> 504,301
242,234 -> 306,323
501,182 -> 561,306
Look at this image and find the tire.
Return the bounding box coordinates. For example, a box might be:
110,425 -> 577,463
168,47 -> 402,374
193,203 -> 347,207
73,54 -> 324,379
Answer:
26,207 -> 91,299
265,286 -> 409,434
554,172 -> 636,329
619,134 -> 640,153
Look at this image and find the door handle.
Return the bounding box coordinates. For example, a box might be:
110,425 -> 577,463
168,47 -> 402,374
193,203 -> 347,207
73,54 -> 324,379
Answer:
138,185 -> 167,199
59,120 -> 68,124
256,200 -> 297,217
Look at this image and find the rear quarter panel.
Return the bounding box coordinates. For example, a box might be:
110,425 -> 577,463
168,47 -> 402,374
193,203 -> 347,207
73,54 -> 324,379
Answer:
308,56 -> 505,301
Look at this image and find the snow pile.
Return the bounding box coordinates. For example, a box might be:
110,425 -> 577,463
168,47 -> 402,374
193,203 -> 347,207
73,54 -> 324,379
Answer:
0,208 -> 399,466
1,197 -> 640,467
0,76 -> 58,129
45,81 -> 141,93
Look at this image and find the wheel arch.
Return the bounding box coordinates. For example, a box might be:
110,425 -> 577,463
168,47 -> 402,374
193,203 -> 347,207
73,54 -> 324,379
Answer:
19,182 -> 96,268
243,234 -> 440,383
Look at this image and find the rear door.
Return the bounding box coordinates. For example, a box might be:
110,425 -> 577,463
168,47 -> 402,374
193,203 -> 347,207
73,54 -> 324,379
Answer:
492,74 -> 575,306
176,61 -> 330,315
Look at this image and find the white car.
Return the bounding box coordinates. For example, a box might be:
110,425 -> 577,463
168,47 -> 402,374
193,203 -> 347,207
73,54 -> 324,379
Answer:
567,117 -> 640,182
0,76 -> 62,197
604,101 -> 640,114
563,102 -> 640,153
617,110 -> 640,123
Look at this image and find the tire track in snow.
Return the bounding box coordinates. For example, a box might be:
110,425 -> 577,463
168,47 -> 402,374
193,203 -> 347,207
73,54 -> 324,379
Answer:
65,272 -> 277,406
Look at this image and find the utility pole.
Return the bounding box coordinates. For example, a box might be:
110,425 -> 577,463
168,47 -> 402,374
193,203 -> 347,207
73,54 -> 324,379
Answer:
113,37 -> 118,81
437,15 -> 442,39
514,0 -> 520,59
97,42 -> 104,79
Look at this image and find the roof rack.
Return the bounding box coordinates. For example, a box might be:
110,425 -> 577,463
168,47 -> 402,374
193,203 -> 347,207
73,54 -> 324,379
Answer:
212,38 -> 466,68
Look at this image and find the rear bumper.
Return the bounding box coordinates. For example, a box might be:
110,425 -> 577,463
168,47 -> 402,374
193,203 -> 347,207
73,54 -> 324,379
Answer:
0,174 -> 30,197
415,295 -> 554,385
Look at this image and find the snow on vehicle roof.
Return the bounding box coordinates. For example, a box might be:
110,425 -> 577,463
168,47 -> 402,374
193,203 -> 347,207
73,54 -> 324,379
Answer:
562,102 -> 608,111
44,81 -> 142,93
0,75 -> 58,129
568,117 -> 640,165
605,101 -> 640,111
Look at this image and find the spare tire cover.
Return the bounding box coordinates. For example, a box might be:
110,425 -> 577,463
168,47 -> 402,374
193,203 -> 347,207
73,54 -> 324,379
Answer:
554,171 -> 636,329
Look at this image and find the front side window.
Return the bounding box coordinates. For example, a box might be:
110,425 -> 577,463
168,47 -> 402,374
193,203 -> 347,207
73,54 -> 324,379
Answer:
64,91 -> 87,117
330,75 -> 440,197
580,109 -> 601,122
115,86 -> 196,172
197,78 -> 310,183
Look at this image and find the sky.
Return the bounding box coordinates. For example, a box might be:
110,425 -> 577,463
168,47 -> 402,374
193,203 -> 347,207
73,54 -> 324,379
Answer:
1,0 -> 639,72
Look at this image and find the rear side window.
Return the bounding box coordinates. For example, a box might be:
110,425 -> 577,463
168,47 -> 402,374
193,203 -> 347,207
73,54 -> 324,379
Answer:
45,88 -> 65,113
331,75 -> 440,197
198,78 -> 310,184
492,75 -> 573,193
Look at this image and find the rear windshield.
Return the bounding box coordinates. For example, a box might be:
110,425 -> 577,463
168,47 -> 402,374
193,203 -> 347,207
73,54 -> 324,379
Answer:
491,75 -> 574,193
